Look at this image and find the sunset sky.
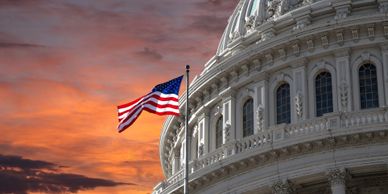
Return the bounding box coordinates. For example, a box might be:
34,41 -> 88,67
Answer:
0,0 -> 238,193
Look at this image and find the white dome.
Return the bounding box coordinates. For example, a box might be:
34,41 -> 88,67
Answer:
154,0 -> 388,193
216,0 -> 314,56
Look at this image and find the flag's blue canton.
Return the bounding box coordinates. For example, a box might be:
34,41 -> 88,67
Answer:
152,75 -> 183,95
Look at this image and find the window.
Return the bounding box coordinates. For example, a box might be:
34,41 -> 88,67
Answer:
276,83 -> 291,124
315,72 -> 333,116
248,0 -> 259,16
243,98 -> 254,137
231,12 -> 241,33
359,63 -> 379,109
215,116 -> 223,149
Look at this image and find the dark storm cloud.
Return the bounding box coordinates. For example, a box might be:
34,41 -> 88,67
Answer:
0,42 -> 44,49
135,47 -> 163,61
0,0 -> 44,6
0,154 -> 133,194
0,154 -> 56,171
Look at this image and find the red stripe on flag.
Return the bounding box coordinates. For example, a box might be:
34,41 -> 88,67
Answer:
117,95 -> 145,109
118,101 -> 179,127
116,76 -> 182,133
117,95 -> 180,132
117,93 -> 178,118
118,100 -> 178,117
118,93 -> 178,110
118,105 -> 144,132
117,98 -> 178,123
143,107 -> 180,116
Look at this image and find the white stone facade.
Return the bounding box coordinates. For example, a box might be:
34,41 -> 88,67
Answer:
154,0 -> 388,193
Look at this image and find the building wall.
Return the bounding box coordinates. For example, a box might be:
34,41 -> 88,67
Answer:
154,0 -> 388,193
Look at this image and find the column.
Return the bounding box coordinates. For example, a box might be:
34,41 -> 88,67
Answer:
172,149 -> 180,174
335,49 -> 352,112
327,168 -> 347,194
271,180 -> 293,194
222,89 -> 236,143
381,44 -> 388,106
180,141 -> 185,170
292,62 -> 308,122
197,110 -> 209,155
254,80 -> 269,133
191,125 -> 198,160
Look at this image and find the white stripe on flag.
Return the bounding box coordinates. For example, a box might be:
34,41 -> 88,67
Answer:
118,92 -> 178,113
118,103 -> 180,132
118,98 -> 178,120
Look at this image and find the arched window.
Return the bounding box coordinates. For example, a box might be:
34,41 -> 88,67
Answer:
315,72 -> 333,116
243,98 -> 254,137
359,63 -> 379,109
231,11 -> 241,33
248,0 -> 259,16
215,116 -> 223,149
276,83 -> 291,124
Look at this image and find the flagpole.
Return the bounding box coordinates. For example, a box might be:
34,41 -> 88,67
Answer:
184,65 -> 190,194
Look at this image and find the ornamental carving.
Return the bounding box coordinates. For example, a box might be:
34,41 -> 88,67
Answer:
224,121 -> 231,143
257,104 -> 265,131
198,143 -> 204,157
294,92 -> 303,119
327,168 -> 347,186
339,82 -> 348,111
245,15 -> 256,31
271,180 -> 293,194
266,0 -> 288,20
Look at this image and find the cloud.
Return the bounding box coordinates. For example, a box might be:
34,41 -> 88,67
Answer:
0,0 -> 240,193
180,0 -> 239,35
0,42 -> 44,49
134,47 -> 163,61
195,0 -> 239,12
189,15 -> 230,34
0,0 -> 44,6
0,154 -> 133,194
0,155 -> 56,171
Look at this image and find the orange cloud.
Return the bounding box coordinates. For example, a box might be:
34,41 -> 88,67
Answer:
0,0 -> 238,193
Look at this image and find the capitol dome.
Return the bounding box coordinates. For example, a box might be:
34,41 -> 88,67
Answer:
154,0 -> 388,193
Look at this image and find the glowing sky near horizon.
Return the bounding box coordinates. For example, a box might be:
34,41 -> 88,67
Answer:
0,0 -> 238,193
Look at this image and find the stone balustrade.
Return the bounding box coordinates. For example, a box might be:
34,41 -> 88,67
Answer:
193,147 -> 225,171
156,107 -> 388,193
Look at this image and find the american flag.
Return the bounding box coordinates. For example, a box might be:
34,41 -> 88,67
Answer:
117,76 -> 183,133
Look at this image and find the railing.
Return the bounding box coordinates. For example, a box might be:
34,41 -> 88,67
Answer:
235,131 -> 272,153
156,108 -> 388,193
192,146 -> 225,170
167,169 -> 183,185
341,108 -> 388,128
